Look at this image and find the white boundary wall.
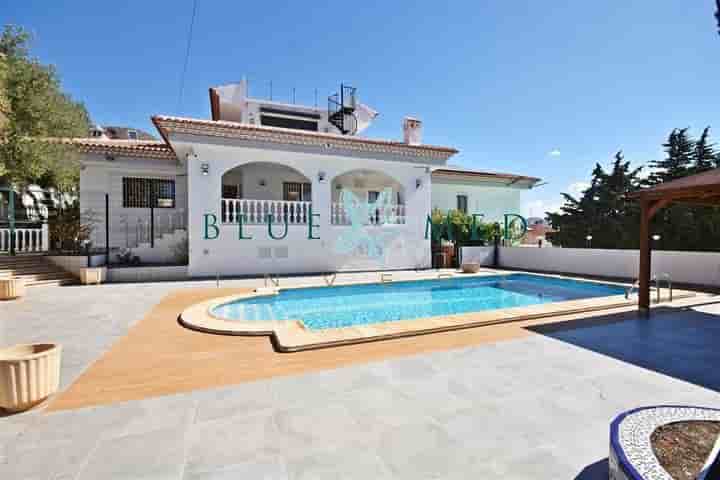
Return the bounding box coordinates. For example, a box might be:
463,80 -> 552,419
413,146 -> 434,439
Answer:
461,246 -> 720,287
47,254 -> 107,277
460,246 -> 495,266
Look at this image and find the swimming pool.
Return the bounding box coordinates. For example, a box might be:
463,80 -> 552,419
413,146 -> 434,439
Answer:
211,274 -> 626,330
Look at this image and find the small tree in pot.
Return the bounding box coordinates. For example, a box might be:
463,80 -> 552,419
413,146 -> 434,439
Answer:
49,200 -> 98,252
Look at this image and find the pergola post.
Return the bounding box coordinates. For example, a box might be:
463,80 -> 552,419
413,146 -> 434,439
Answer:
629,168 -> 720,315
638,199 -> 652,315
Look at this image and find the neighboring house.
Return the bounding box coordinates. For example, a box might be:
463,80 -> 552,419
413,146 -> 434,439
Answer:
73,79 -> 539,275
88,125 -> 156,141
431,167 -> 539,222
522,217 -> 555,247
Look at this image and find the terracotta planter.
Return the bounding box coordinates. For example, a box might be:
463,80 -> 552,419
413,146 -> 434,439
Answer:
0,278 -> 25,300
79,267 -> 106,285
461,263 -> 481,274
0,343 -> 62,412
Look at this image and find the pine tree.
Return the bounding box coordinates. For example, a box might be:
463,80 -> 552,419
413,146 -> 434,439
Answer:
547,128 -> 720,252
547,151 -> 642,248
647,128 -> 695,185
693,127 -> 716,173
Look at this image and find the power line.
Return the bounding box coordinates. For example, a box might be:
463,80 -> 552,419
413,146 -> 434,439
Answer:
177,0 -> 198,113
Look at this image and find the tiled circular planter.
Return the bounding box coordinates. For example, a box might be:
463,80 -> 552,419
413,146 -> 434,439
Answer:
0,278 -> 25,300
610,405 -> 720,480
461,263 -> 481,273
0,343 -> 62,412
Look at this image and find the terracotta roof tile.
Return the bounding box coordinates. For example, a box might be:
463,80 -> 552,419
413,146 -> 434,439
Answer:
151,115 -> 458,161
59,138 -> 176,160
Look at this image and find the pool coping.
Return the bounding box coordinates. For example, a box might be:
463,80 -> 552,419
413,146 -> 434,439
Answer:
178,272 -> 696,352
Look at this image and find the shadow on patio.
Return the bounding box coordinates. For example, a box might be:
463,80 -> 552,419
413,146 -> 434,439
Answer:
526,301 -> 720,393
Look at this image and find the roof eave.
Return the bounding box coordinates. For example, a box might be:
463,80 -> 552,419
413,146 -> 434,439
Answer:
432,169 -> 541,187
152,115 -> 459,161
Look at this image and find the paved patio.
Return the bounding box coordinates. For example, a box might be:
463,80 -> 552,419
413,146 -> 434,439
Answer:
1,279 -> 719,479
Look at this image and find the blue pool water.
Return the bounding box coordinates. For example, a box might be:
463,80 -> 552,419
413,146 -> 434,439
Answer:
212,274 -> 626,330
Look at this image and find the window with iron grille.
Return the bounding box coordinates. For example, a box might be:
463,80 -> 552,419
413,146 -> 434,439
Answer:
456,195 -> 468,213
122,178 -> 176,208
283,182 -> 312,202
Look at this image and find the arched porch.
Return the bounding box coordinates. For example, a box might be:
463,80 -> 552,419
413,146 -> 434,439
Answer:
330,169 -> 406,225
220,162 -> 312,224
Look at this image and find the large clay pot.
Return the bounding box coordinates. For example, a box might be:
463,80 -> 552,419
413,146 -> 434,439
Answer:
0,278 -> 25,300
0,343 -> 62,412
79,267 -> 106,285
461,263 -> 481,274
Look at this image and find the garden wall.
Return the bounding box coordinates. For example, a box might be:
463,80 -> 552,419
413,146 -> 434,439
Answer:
461,246 -> 720,287
106,265 -> 188,283
46,254 -> 106,277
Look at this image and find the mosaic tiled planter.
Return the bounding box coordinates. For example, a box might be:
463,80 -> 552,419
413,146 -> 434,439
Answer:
610,405 -> 720,480
79,267 -> 106,285
0,343 -> 62,412
461,263 -> 481,273
0,278 -> 25,300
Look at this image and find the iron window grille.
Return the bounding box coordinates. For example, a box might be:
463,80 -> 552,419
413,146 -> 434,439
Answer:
122,178 -> 176,208
457,195 -> 468,214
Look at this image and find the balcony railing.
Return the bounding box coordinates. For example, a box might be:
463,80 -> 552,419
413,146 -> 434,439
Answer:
221,199 -> 312,225
0,224 -> 49,253
330,203 -> 406,225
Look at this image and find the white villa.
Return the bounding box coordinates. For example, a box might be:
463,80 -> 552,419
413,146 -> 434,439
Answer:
75,80 -> 539,277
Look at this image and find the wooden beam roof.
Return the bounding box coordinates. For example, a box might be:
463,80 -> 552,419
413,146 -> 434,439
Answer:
629,168 -> 720,203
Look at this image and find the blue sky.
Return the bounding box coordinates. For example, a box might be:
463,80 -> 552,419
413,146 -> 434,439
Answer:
6,1 -> 719,216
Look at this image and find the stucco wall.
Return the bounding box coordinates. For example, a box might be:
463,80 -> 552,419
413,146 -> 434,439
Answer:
430,180 -> 522,222
462,246 -> 720,286
79,154 -> 187,249
107,265 -> 188,283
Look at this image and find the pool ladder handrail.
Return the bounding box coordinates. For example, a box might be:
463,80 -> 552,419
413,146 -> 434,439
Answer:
380,273 -> 393,283
657,272 -> 673,303
324,272 -> 337,286
625,279 -> 639,300
625,274 -> 673,303
264,273 -> 280,287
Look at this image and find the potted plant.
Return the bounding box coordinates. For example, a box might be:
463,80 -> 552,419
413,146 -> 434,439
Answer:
79,267 -> 106,285
461,263 -> 481,274
0,343 -> 62,412
0,277 -> 26,300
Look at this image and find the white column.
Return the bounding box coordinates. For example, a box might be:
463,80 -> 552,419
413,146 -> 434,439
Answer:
41,223 -> 49,251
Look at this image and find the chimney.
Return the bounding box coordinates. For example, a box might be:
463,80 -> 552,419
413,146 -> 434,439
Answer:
403,117 -> 422,145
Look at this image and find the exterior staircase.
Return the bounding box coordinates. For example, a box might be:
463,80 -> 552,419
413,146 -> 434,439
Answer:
130,229 -> 187,264
0,255 -> 77,287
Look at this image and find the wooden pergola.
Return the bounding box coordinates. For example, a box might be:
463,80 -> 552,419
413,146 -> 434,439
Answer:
628,168 -> 720,313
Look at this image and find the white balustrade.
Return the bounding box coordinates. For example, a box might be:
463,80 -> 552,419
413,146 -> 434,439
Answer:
0,224 -> 49,253
221,199 -> 312,225
331,203 -> 406,225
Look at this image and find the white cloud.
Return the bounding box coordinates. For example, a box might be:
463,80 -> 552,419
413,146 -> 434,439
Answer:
637,165 -> 654,180
548,149 -> 561,157
567,181 -> 590,197
522,199 -> 562,218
